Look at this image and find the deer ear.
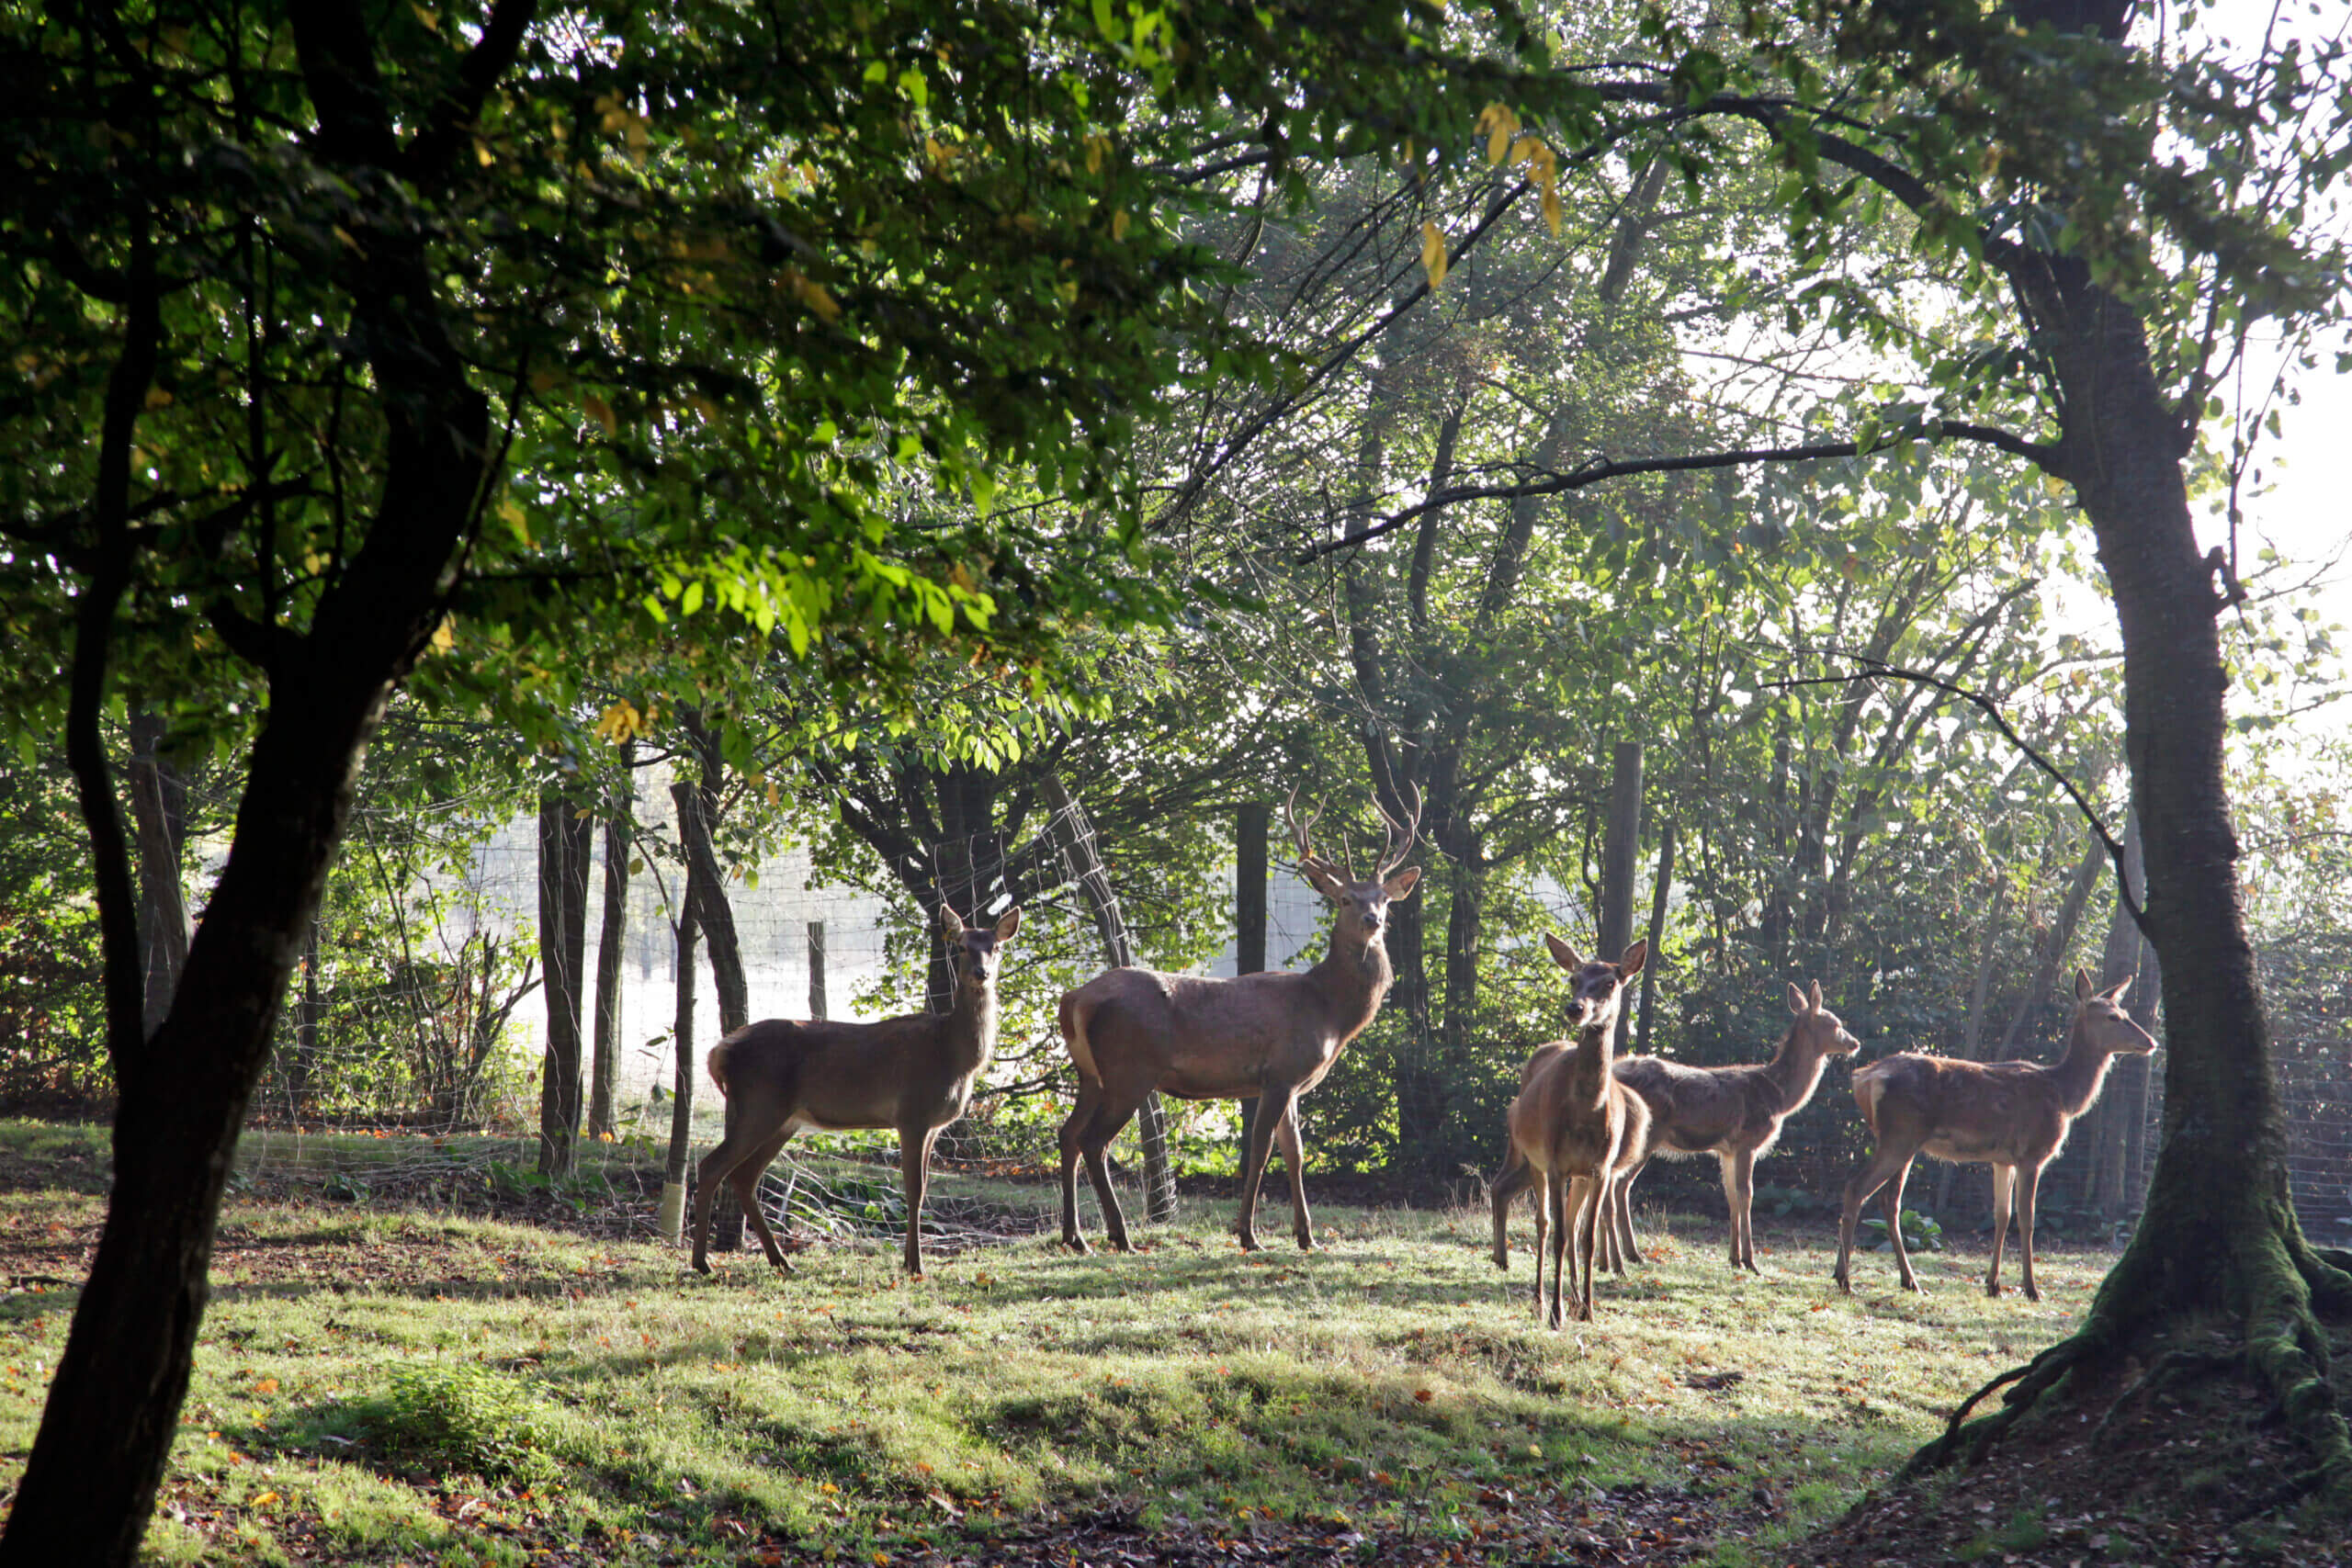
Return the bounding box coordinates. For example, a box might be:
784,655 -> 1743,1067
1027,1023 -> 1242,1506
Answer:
1384,865 -> 1420,899
2101,974 -> 2132,1003
939,904 -> 967,942
994,907 -> 1022,943
1618,940 -> 1646,977
1786,982 -> 1807,1015
1808,979 -> 1824,1012
2074,968 -> 2093,1001
1544,933 -> 1583,973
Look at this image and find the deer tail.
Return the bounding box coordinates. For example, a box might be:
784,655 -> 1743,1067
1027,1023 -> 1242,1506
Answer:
1057,991 -> 1101,1087
1851,1060 -> 1889,1132
707,1030 -> 742,1099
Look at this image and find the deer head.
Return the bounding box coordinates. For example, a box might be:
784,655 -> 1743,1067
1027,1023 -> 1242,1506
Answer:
940,904 -> 1022,989
1543,937 -> 1647,1032
1785,979 -> 1861,1058
2072,969 -> 2157,1056
1283,784 -> 1422,943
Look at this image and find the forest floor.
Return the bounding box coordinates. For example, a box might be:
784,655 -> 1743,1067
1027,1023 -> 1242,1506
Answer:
0,1122 -> 2340,1566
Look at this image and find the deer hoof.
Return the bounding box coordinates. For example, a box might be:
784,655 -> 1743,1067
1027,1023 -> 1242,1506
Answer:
690,1257 -> 713,1276
1295,1235 -> 1317,1253
1062,1235 -> 1091,1256
2024,1285 -> 2041,1303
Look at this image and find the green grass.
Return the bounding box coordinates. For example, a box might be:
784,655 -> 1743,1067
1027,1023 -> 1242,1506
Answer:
0,1122 -> 2120,1564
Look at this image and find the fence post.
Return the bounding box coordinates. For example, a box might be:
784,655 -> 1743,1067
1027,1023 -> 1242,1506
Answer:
1040,774 -> 1175,1223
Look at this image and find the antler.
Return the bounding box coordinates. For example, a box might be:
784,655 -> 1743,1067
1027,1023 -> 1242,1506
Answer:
1283,785 -> 1351,886
1372,779 -> 1423,879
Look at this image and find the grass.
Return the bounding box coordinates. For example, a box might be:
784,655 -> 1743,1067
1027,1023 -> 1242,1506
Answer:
0,1121 -> 2120,1565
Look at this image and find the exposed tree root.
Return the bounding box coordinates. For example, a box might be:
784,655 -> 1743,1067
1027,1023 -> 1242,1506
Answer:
2087,1344 -> 2238,1447
1905,1215 -> 2352,1517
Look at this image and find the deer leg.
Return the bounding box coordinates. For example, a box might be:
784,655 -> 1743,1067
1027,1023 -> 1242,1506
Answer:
692,1106 -> 787,1274
901,1122 -> 943,1277
1609,1154 -> 1647,1275
1571,1172 -> 1603,1322
1057,1080 -> 1102,1253
1234,1086 -> 1284,1252
1543,1171 -> 1568,1329
1490,1143 -> 1533,1270
1727,1148 -> 1761,1275
1081,1098 -> 1140,1254
1882,1157 -> 1923,1293
2016,1163 -> 2046,1303
1834,1145 -> 1910,1294
729,1124 -> 799,1271
1985,1161 -> 2015,1298
1272,1100 -> 1315,1250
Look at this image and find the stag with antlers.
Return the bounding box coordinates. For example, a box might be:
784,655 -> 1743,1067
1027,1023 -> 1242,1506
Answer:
1055,786 -> 1420,1255
1834,970 -> 2156,1301
689,904 -> 1019,1278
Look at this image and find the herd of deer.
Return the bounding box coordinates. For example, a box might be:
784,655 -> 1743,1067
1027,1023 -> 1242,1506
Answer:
687,789 -> 2158,1331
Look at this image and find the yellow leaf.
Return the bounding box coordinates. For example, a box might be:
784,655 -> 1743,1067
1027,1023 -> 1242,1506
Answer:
428,617 -> 456,654
251,1490 -> 280,1508
1476,102 -> 1520,165
253,1377 -> 278,1394
497,497 -> 531,547
1542,186 -> 1563,238
1419,221 -> 1449,289
475,138 -> 496,167
783,268 -> 842,324
143,386 -> 174,410
1111,209 -> 1130,241
582,392 -> 617,435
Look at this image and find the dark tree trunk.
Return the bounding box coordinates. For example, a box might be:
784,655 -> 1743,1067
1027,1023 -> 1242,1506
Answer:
0,31 -> 501,1536
589,748 -> 635,1139
1634,820 -> 1674,1058
536,787 -> 593,1177
1235,801 -> 1269,1160
1598,741 -> 1643,1054
675,714 -> 748,1033
125,708 -> 190,1042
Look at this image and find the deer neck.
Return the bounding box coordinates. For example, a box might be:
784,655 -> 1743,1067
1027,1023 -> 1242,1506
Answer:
1760,1025 -> 1832,1111
943,980 -> 1000,1077
1566,1012 -> 1618,1091
1308,929 -> 1394,1041
2046,1021 -> 2120,1116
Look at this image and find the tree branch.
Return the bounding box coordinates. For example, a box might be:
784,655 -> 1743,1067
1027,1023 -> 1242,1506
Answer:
1767,658 -> 2150,939
1297,421 -> 2057,560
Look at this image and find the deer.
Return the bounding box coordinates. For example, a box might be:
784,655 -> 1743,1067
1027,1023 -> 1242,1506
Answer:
1601,980 -> 1861,1275
1833,970 -> 2156,1301
1488,938 -> 1647,1326
1056,786 -> 1419,1255
689,902 -> 1020,1279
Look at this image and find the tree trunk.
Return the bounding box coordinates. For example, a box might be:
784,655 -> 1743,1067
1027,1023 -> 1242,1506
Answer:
1916,243 -> 2351,1491
1934,869 -> 2012,1214
1634,820 -> 1675,1058
588,747 -> 635,1139
1993,833 -> 2106,1061
675,715 -> 749,1034
660,896 -> 702,1243
673,733 -> 747,1251
125,708 -> 190,1043
1599,740 -> 1643,1053
1235,802 -> 1269,1162
536,787 -> 593,1178
2,211 -> 495,1568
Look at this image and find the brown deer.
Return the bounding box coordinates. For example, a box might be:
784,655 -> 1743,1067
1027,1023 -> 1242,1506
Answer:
1603,981 -> 1860,1274
1489,938 -> 1647,1326
1833,970 -> 2155,1301
690,903 -> 1020,1278
1056,787 -> 1419,1254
